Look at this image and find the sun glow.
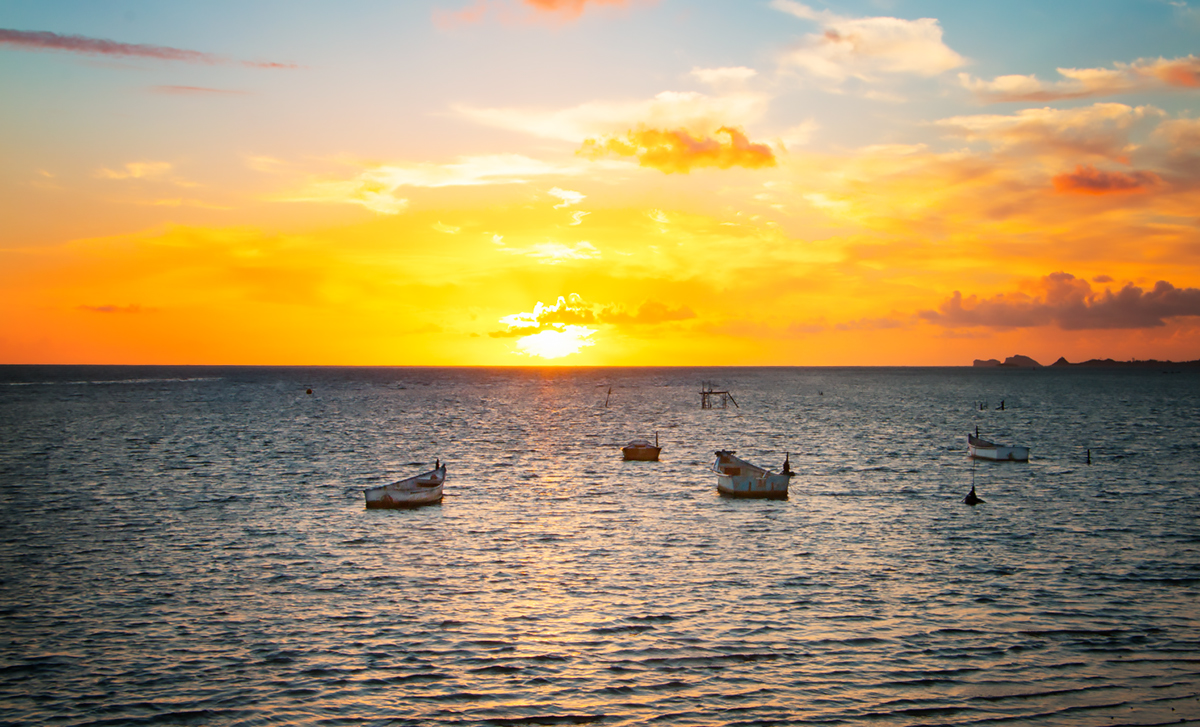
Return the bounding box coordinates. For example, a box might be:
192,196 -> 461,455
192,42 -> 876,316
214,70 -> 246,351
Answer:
514,326 -> 596,359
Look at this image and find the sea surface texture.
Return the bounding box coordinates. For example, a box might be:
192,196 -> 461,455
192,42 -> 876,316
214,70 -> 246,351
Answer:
1,366 -> 1198,726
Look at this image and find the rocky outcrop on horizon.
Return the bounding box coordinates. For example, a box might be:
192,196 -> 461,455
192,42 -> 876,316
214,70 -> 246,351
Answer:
973,355 -> 1042,368
1050,357 -> 1200,368
976,355 -> 1200,369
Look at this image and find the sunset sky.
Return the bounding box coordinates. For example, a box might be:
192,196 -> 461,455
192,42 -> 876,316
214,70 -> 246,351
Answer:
3,0 -> 1199,365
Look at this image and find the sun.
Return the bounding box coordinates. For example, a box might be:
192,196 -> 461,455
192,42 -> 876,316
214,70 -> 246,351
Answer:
515,326 -> 596,359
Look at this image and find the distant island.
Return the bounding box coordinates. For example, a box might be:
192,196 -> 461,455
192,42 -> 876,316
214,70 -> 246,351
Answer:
973,355 -> 1200,369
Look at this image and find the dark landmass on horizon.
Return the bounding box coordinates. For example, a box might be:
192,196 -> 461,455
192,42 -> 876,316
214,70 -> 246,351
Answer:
974,355 -> 1200,369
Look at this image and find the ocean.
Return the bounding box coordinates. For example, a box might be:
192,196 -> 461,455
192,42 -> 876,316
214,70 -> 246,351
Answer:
1,365 -> 1197,726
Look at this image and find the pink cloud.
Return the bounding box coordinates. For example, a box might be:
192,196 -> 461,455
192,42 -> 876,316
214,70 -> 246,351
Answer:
0,28 -> 296,68
1052,164 -> 1163,195
78,304 -> 148,314
435,0 -> 641,27
920,272 -> 1200,330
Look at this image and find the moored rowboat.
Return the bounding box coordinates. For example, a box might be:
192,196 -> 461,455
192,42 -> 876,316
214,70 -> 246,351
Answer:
622,433 -> 662,461
712,450 -> 792,499
968,434 -> 1029,462
364,462 -> 446,508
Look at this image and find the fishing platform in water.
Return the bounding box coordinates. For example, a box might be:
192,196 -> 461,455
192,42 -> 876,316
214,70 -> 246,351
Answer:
700,383 -> 738,409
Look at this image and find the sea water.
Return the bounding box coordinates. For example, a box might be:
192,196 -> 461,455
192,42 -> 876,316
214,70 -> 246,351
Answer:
1,365 -> 1197,726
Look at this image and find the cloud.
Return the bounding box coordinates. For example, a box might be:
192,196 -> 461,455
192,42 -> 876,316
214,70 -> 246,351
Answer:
960,55 -> 1200,103
491,294 -> 596,336
433,221 -> 460,234
835,316 -> 906,331
771,0 -> 964,82
150,85 -> 247,95
569,211 -> 590,226
246,155 -> 287,174
599,300 -> 695,325
435,0 -> 640,27
549,186 -> 585,208
279,154 -> 583,214
934,103 -> 1163,162
283,178 -> 409,215
691,66 -> 758,89
524,0 -> 636,18
919,272 -> 1200,330
0,28 -> 296,68
777,119 -> 818,149
78,304 -> 149,314
95,161 -> 173,180
1052,164 -> 1163,194
504,241 -> 600,264
454,90 -> 770,142
1154,117 -> 1200,161
579,126 -> 776,173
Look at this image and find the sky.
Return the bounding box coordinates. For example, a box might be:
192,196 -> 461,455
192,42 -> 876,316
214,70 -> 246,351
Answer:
2,0 -> 1199,366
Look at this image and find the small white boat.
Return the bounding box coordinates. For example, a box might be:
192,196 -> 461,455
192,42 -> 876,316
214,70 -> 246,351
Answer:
968,434 -> 1029,462
364,462 -> 446,508
622,433 -> 662,461
712,450 -> 793,499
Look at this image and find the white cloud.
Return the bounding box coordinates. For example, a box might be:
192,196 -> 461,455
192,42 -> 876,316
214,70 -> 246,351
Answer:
549,186 -> 586,208
960,55 -> 1200,103
777,119 -> 819,148
95,161 -> 173,180
771,0 -> 964,82
454,90 -> 771,141
277,154 -> 586,214
691,66 -> 758,89
505,241 -> 601,264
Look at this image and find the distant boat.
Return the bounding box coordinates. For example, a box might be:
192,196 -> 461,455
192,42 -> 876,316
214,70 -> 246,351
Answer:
364,462 -> 446,508
968,433 -> 1029,462
622,433 -> 662,461
712,450 -> 792,499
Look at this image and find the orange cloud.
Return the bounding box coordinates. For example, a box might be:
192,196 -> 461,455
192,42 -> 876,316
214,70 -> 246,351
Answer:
935,103 -> 1161,163
579,126 -> 776,173
525,0 -> 632,18
436,0 -> 639,27
920,272 -> 1200,330
78,304 -> 151,314
1052,165 -> 1163,195
599,300 -> 696,325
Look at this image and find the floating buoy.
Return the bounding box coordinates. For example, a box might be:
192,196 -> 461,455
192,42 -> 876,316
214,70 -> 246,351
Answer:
963,484 -> 983,506
306,389 -> 313,395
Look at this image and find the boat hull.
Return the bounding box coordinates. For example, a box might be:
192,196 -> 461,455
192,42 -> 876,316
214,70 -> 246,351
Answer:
622,446 -> 661,461
716,476 -> 789,499
364,465 -> 446,508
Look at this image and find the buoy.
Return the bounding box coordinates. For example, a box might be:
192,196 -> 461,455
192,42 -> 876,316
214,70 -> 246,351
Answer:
963,484 -> 983,506
306,389 -> 313,395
